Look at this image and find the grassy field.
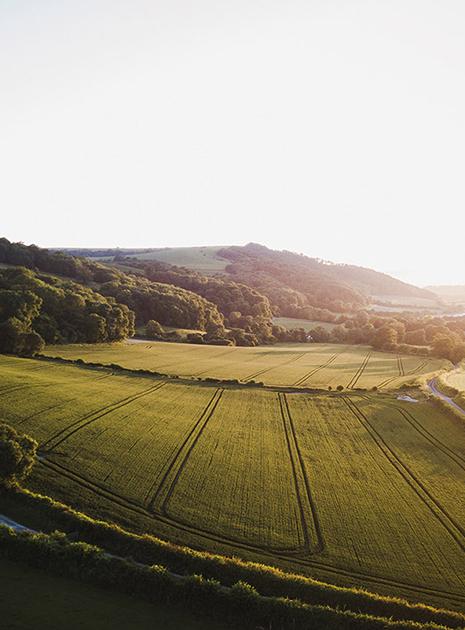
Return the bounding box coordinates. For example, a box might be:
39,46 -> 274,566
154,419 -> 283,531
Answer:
0,354 -> 464,610
0,556 -> 220,630
100,245 -> 229,273
273,317 -> 338,331
43,341 -> 449,390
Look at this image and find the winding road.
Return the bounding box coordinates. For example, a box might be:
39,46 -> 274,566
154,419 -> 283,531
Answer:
427,378 -> 465,417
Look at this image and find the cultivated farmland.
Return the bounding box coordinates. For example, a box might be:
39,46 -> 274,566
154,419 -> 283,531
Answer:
0,354 -> 464,610
42,341 -> 448,390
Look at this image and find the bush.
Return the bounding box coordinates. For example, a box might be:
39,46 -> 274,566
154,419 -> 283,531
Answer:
0,526 -> 454,630
0,424 -> 37,485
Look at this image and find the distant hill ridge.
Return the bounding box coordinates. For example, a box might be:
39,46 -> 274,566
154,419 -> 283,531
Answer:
58,242 -> 436,305
220,243 -> 435,300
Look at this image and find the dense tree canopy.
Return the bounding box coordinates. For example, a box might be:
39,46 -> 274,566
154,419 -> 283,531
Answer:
217,244 -> 368,316
123,260 -> 274,343
0,267 -> 135,354
0,238 -> 226,337
305,309 -> 465,362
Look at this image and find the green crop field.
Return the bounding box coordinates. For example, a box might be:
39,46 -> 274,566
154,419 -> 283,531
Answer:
43,341 -> 448,390
0,354 -> 464,610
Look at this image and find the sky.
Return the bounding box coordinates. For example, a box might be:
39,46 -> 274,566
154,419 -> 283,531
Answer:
1,1 -> 464,287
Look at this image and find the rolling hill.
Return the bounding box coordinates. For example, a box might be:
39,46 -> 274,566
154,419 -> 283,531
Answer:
59,243 -> 441,316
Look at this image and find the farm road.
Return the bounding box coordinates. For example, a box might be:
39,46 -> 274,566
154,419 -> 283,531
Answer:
427,379 -> 465,417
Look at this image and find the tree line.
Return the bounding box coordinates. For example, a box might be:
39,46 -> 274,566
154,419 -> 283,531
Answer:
302,310 -> 465,362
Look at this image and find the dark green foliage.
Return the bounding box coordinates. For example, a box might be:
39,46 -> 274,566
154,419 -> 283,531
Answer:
0,238 -> 226,340
0,317 -> 45,356
99,275 -> 225,332
145,320 -> 165,339
141,261 -> 272,321
272,324 -> 309,343
0,525 -> 457,629
125,260 -> 275,343
0,267 -> 135,353
0,424 -> 37,485
186,333 -> 205,344
227,328 -> 259,346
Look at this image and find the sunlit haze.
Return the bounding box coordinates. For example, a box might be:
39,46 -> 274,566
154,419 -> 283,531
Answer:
1,1 -> 464,287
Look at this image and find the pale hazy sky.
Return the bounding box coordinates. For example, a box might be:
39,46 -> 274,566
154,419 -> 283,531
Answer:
1,1 -> 464,286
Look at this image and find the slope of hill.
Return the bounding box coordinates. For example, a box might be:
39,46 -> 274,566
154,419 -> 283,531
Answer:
0,238 -> 226,345
63,243 -> 440,316
219,243 -> 437,301
426,285 -> 465,306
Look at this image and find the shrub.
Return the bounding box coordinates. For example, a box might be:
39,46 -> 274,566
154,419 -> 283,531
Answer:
0,424 -> 37,486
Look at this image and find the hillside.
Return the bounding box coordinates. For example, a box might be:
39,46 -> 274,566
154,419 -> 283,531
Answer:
219,243 -> 438,306
426,285 -> 465,306
61,243 -> 440,316
0,238 -> 226,348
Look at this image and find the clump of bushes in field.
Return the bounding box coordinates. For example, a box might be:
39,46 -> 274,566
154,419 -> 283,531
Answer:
0,526 -> 456,630
0,424 -> 37,486
2,485 -> 464,629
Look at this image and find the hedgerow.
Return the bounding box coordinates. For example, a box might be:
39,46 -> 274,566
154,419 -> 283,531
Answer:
0,526 -> 456,630
2,486 -> 464,629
